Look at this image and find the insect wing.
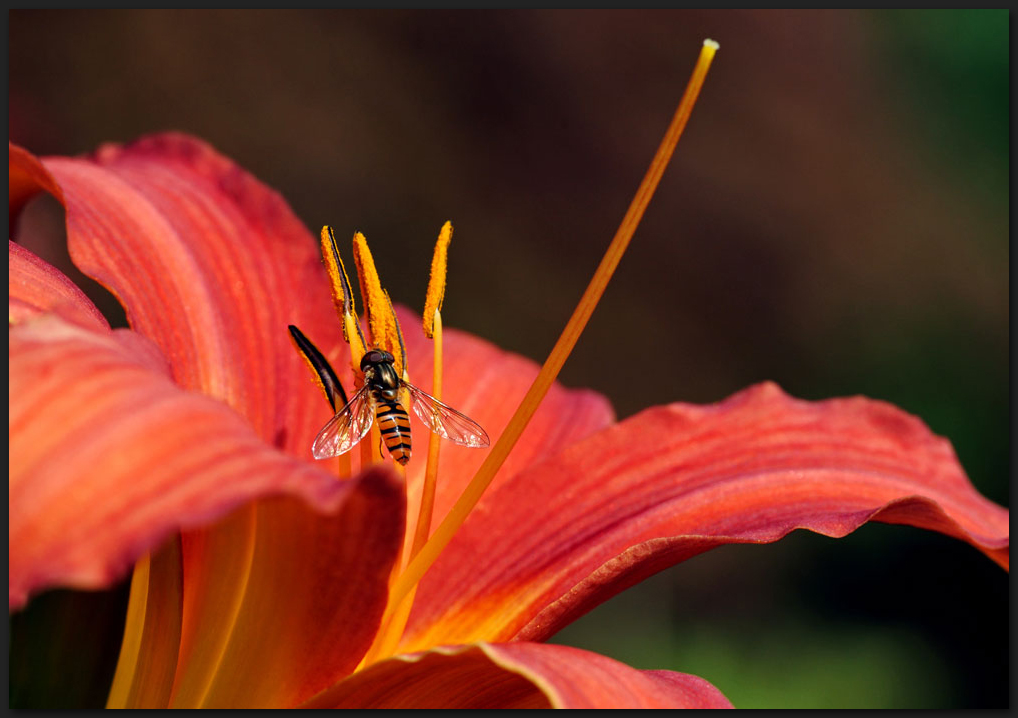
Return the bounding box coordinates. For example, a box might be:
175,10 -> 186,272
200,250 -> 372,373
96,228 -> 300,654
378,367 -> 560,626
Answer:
311,385 -> 375,459
405,383 -> 490,448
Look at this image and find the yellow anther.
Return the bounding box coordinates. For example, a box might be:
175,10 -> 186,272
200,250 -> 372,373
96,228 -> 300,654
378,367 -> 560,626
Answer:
381,289 -> 408,378
320,226 -> 366,366
352,233 -> 397,354
423,222 -> 452,339
320,225 -> 355,329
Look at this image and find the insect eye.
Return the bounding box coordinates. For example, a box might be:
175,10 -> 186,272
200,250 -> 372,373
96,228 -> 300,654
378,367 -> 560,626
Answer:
360,351 -> 382,370
382,350 -> 394,363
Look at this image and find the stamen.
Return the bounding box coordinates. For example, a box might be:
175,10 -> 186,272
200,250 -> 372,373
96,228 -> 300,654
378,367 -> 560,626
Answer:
360,227 -> 450,665
320,226 -> 366,367
412,308 -> 443,559
381,289 -> 409,378
356,581 -> 418,670
423,221 -> 452,339
107,538 -> 185,707
287,325 -> 348,413
341,234 -> 412,474
360,424 -> 379,472
352,232 -> 396,353
287,324 -> 353,478
106,552 -> 152,707
412,224 -> 452,557
337,445 -> 353,480
390,39 -> 720,608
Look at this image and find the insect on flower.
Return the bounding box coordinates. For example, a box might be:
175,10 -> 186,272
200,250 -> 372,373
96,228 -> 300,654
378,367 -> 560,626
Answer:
288,224 -> 489,466
9,39 -> 1010,709
313,346 -> 489,464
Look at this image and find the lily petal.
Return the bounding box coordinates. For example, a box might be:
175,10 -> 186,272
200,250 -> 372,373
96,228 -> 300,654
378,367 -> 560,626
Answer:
9,240 -> 108,331
8,313 -> 350,610
402,382 -> 1009,649
10,136 -> 375,693
9,142 -> 64,232
301,642 -> 732,708
14,135 -> 345,453
176,467 -> 406,708
12,135 -> 620,704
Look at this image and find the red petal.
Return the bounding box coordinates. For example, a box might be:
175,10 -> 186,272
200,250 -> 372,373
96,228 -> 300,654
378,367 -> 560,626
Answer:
402,382 -> 1008,649
166,467 -> 405,708
9,240 -> 109,331
9,314 -> 350,610
30,135 -> 346,455
9,141 -> 64,230
301,642 -> 732,708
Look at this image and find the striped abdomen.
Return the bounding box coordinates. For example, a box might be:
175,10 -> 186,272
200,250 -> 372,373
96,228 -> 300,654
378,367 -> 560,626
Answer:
375,398 -> 412,465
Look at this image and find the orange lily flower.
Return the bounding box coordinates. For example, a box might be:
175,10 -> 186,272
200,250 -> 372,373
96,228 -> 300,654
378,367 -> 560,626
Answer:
9,42 -> 1008,708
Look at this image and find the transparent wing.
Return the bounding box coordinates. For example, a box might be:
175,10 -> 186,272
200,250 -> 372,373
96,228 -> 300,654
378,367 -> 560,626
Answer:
311,385 -> 375,459
404,382 -> 490,448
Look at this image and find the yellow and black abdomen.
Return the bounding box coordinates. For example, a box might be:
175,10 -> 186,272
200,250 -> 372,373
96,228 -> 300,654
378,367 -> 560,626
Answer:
376,399 -> 412,465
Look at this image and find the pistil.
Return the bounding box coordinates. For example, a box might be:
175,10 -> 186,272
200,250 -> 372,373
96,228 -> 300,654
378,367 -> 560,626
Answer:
412,221 -> 452,559
320,226 -> 366,369
388,38 -> 720,611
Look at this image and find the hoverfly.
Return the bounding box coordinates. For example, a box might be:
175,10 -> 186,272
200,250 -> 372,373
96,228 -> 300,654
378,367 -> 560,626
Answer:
311,347 -> 490,464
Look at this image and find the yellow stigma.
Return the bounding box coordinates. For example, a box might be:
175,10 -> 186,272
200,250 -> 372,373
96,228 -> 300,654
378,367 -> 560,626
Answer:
423,221 -> 452,339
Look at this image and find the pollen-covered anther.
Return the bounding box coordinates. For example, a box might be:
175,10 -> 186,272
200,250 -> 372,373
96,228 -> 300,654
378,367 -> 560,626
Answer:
352,232 -> 398,356
423,221 -> 452,339
320,225 -> 367,366
287,324 -> 347,412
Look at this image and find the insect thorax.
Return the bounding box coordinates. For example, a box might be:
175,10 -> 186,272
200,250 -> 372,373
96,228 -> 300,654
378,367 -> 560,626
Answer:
363,355 -> 400,402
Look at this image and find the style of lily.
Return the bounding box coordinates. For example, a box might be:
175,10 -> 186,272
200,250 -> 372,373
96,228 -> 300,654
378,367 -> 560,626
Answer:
9,42 -> 1008,709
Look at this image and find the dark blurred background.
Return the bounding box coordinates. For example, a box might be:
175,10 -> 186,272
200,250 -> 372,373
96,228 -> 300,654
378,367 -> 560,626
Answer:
9,10 -> 1008,708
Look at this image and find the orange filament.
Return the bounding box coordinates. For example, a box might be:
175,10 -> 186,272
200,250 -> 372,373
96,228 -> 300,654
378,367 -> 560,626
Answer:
106,552 -> 152,707
412,308 -> 443,559
412,225 -> 452,555
389,38 -> 720,610
336,452 -> 352,481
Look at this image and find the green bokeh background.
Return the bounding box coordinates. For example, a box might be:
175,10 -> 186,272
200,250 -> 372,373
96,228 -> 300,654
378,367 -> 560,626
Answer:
9,10 -> 1008,708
